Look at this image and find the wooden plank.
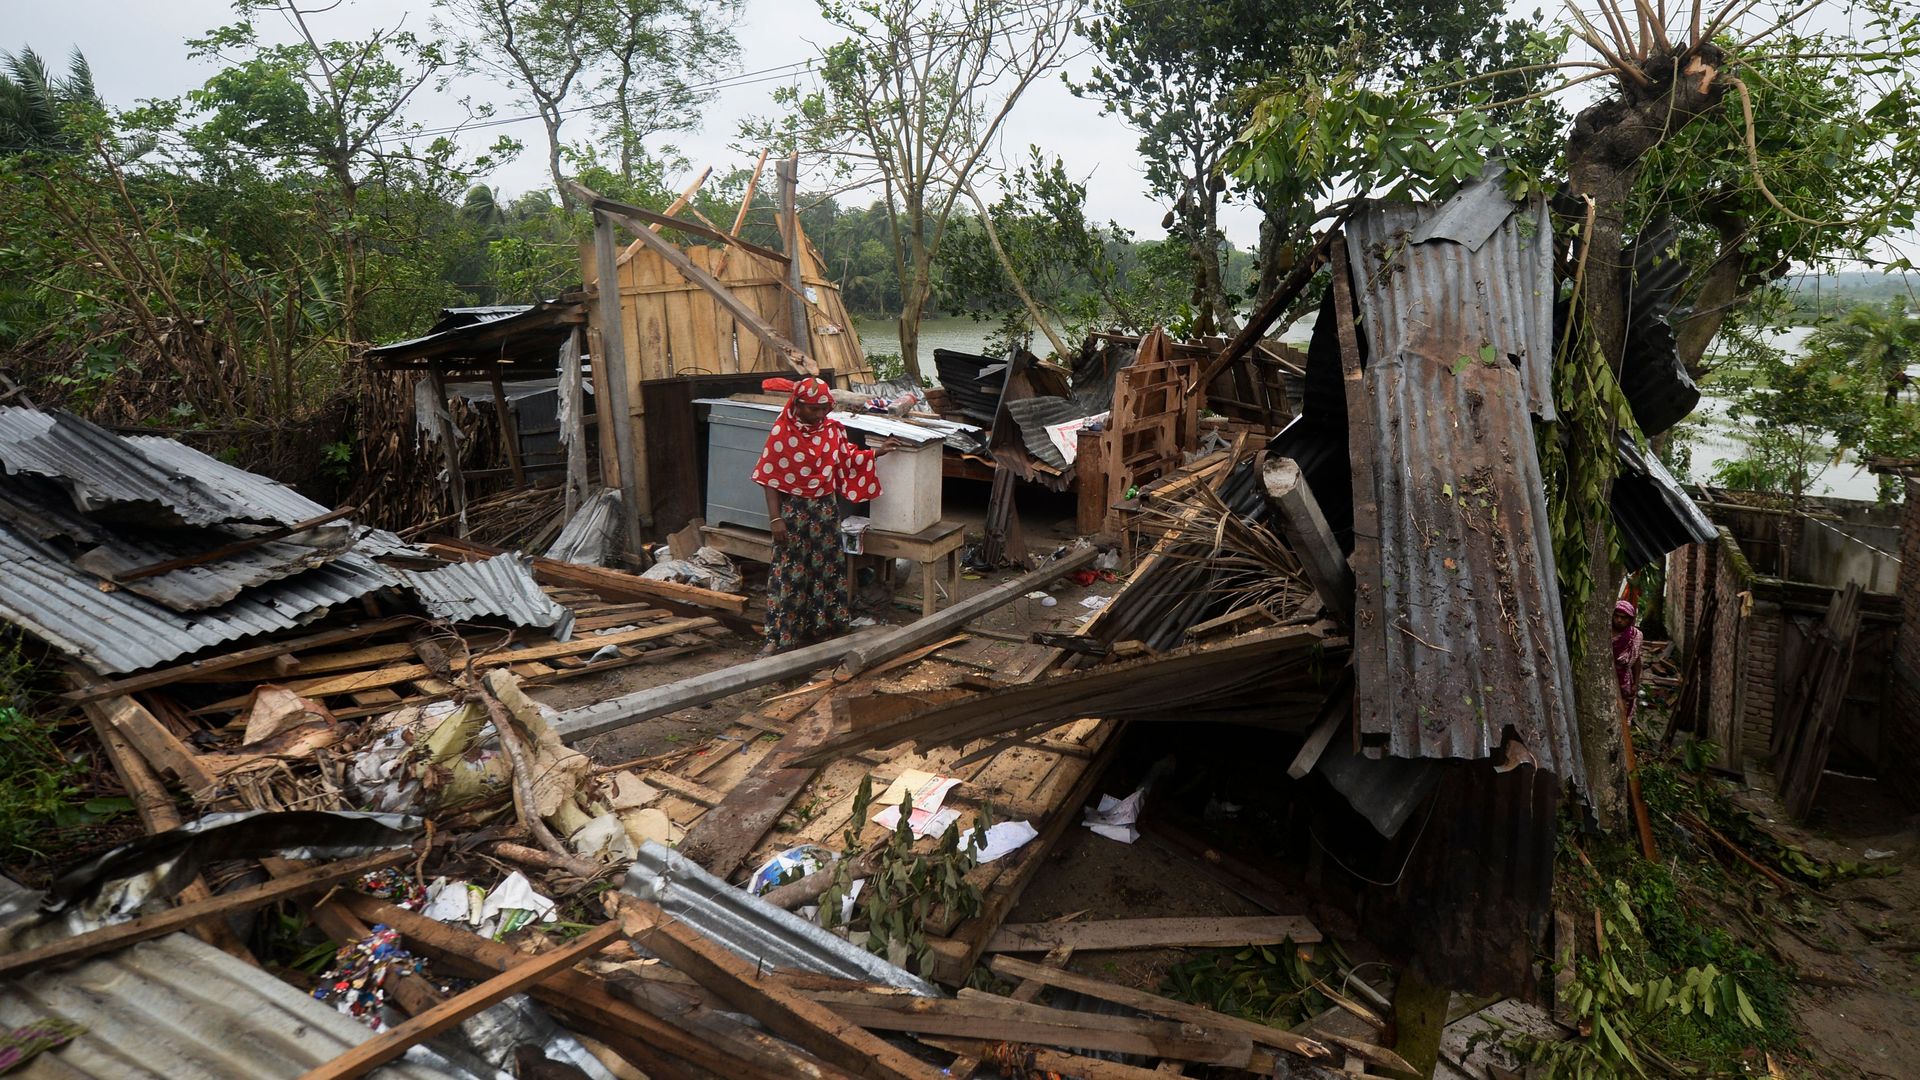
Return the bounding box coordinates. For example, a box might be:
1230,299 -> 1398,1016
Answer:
85,704 -> 249,957
488,368 -> 527,487
778,158 -> 813,363
984,915 -> 1321,955
560,327 -> 589,518
1330,242 -> 1387,739
77,687 -> 219,796
813,991 -> 1255,1067
987,955 -> 1342,1064
0,851 -> 410,978
922,1038 -> 1168,1080
617,897 -> 942,1080
553,625 -> 887,744
672,699 -> 835,881
61,617 -> 413,704
295,921 -> 622,1080
648,771 -> 725,807
197,619 -> 716,710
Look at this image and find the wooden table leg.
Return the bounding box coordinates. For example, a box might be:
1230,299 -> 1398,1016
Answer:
948,550 -> 961,608
921,559 -> 937,617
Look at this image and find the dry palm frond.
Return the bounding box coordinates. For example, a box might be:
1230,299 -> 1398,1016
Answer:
1132,484 -> 1315,619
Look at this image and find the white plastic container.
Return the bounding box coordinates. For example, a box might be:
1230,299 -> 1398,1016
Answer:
867,439 -> 943,534
839,515 -> 871,555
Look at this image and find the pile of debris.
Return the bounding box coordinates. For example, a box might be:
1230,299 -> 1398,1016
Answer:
0,176 -> 1728,1080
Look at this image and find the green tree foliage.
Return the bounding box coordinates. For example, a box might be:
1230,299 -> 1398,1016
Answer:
1716,300 -> 1920,501
1072,0 -> 1540,333
436,0 -> 742,205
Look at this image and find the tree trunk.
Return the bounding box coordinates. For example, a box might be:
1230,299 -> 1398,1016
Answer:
1562,48 -> 1728,821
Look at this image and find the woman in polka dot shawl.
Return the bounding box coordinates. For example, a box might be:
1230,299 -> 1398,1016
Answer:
753,377 -> 898,654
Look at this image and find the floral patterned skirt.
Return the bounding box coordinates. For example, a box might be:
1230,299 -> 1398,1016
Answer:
764,494 -> 850,652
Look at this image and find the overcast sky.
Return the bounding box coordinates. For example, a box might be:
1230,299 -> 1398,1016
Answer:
8,0 -> 1267,245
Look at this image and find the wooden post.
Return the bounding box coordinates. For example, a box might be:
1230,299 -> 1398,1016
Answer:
778,156 -> 813,365
423,367 -> 468,536
1076,427 -> 1108,537
1261,456 -> 1354,625
487,368 -> 526,488
593,210 -> 649,549
558,327 -> 589,519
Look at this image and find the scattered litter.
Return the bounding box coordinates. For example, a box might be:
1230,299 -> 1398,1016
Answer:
586,643 -> 622,662
871,770 -> 963,838
958,820 -> 1040,864
851,616 -> 879,627
1084,788 -> 1146,844
748,845 -> 838,896
355,866 -> 426,909
641,545 -> 743,593
419,877 -> 480,923
311,923 -> 429,1030
477,870 -> 558,939
1079,595 -> 1110,611
1025,590 -> 1058,608
1865,848 -> 1898,860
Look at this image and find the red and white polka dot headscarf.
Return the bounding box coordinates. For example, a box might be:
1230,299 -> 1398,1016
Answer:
751,377 -> 883,502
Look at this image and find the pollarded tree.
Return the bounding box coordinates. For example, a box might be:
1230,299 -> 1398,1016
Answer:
436,0 -> 742,207
757,0 -> 1084,380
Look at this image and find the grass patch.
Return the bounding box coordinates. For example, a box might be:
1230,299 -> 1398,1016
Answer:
0,635 -> 133,872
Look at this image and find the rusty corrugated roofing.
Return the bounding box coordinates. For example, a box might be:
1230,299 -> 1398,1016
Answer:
1341,192 -> 1582,785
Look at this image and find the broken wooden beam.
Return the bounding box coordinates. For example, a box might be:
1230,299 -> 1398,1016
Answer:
615,896 -> 944,1080
337,893 -> 818,1080
0,850 -> 411,978
984,915 -> 1322,955
812,989 -> 1255,1067
837,543 -> 1099,676
551,626 -> 889,744
296,920 -> 622,1080
1262,456 -> 1354,625
987,954 -> 1338,1063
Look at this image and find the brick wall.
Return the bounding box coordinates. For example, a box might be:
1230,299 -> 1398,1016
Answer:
1738,600 -> 1782,761
1889,477 -> 1920,800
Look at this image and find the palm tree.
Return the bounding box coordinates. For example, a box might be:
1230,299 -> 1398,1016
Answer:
0,48 -> 101,156
1807,298 -> 1920,407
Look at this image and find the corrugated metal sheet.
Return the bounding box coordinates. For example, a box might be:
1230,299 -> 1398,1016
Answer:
0,522 -> 398,674
1342,194 -> 1582,784
1616,218 -> 1700,437
400,553 -> 574,638
1001,396 -> 1093,472
932,348 -> 1009,423
121,435 -> 332,527
0,931 -> 469,1079
624,841 -> 939,996
0,409 -> 276,528
1613,433 -> 1717,570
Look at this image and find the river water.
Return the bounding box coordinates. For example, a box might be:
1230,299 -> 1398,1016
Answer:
852,317 -> 1880,500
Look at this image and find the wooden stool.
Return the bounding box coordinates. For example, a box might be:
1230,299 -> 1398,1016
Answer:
701,519 -> 968,618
